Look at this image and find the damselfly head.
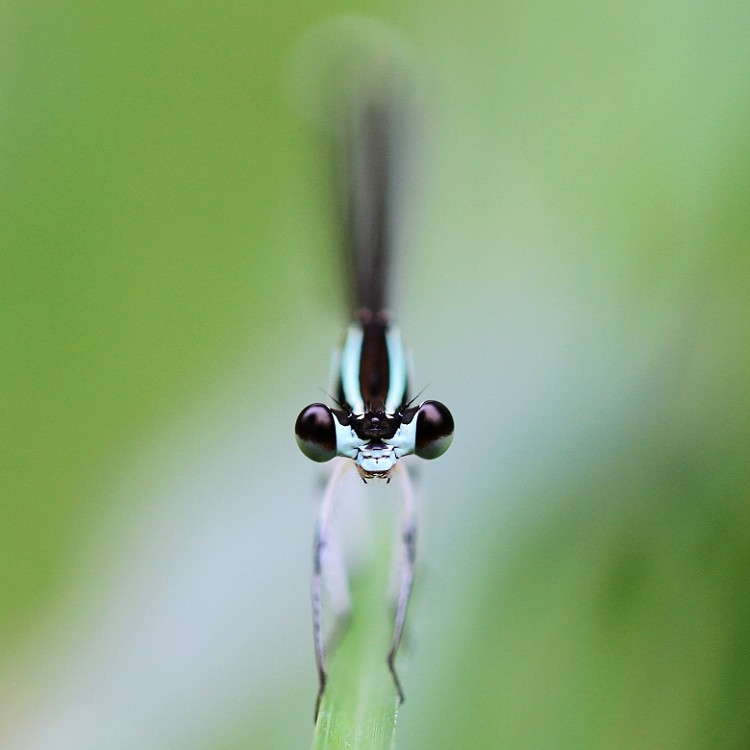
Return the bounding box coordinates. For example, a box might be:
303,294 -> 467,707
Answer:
295,399 -> 454,477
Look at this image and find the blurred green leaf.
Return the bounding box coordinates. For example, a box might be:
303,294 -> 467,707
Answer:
312,528 -> 401,750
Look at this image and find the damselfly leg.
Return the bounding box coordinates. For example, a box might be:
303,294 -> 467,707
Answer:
386,462 -> 417,704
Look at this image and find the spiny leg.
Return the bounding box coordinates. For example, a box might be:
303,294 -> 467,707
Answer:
387,461 -> 417,704
312,458 -> 352,722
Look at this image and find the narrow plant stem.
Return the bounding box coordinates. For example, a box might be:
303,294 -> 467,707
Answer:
311,528 -> 402,750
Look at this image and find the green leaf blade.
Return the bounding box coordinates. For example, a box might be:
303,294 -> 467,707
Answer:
311,528 -> 402,750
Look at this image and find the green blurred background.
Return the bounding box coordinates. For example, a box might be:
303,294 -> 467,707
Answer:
3,1 -> 749,748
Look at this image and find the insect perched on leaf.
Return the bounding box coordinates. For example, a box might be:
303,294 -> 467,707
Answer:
294,41 -> 454,722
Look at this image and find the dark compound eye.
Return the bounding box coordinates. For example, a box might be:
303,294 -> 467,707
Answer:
295,403 -> 338,462
414,400 -> 454,459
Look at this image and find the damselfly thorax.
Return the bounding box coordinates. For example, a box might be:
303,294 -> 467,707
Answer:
296,308 -> 452,480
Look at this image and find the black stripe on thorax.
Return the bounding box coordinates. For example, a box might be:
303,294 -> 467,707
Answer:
357,309 -> 390,412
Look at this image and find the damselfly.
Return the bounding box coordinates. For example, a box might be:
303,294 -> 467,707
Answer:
294,66 -> 454,720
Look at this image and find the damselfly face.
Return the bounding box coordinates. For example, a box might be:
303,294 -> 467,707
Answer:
295,311 -> 453,480
295,397 -> 454,480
